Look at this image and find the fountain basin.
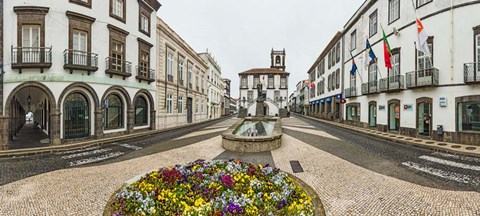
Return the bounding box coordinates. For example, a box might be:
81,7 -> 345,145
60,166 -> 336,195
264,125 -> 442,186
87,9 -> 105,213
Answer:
222,117 -> 282,152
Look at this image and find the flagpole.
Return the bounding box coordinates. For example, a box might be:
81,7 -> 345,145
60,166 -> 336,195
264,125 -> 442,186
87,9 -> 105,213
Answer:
350,51 -> 364,84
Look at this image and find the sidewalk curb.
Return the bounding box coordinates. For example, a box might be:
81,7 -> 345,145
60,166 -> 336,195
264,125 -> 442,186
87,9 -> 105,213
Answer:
293,114 -> 480,158
0,116 -> 231,158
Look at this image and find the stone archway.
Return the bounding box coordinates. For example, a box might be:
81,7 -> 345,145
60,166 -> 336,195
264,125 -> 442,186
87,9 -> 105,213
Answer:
101,86 -> 132,133
2,82 -> 59,149
58,82 -> 100,140
133,89 -> 156,130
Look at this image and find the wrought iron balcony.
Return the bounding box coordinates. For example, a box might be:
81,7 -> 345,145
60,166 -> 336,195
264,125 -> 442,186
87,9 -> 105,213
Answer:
361,81 -> 378,95
405,68 -> 439,88
179,79 -> 184,86
344,87 -> 357,98
63,49 -> 98,74
135,66 -> 155,84
105,57 -> 132,79
167,74 -> 174,82
11,46 -> 52,73
196,86 -> 199,91
464,62 -> 480,83
189,83 -> 193,89
379,75 -> 405,92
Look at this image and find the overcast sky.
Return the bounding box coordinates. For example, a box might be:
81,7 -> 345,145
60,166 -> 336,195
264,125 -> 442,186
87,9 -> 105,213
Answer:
157,0 -> 364,98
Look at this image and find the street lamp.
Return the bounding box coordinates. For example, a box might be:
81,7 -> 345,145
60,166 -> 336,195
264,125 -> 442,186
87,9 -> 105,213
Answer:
241,97 -> 246,108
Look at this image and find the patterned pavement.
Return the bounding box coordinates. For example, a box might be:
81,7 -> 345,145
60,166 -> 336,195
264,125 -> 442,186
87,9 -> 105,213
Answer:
0,117 -> 479,215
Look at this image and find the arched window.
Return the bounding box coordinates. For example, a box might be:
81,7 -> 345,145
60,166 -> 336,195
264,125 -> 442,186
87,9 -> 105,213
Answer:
135,96 -> 148,126
64,92 -> 89,139
105,94 -> 123,129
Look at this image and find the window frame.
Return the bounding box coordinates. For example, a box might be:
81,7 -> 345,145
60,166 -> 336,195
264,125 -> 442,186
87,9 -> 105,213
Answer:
389,48 -> 401,77
456,96 -> 480,132
350,30 -> 357,51
415,37 -> 434,76
134,96 -> 148,126
110,0 -> 126,23
388,0 -> 400,24
178,96 -> 183,113
178,55 -> 185,85
105,94 -> 124,129
417,0 -> 433,9
166,93 -> 173,114
369,9 -> 378,37
70,0 -> 92,8
138,1 -> 153,36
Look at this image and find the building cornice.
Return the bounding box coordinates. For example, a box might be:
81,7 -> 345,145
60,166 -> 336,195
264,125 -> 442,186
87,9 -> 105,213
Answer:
157,18 -> 208,69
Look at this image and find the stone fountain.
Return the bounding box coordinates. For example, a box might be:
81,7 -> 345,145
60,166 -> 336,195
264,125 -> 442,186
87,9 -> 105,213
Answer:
222,83 -> 283,152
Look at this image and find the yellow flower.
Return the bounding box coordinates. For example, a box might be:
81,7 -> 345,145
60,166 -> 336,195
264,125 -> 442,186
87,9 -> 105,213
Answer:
194,197 -> 205,207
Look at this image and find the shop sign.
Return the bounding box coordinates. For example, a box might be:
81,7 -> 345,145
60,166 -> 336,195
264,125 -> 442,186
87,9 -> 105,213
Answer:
439,97 -> 447,107
403,104 -> 413,111
379,105 -> 386,111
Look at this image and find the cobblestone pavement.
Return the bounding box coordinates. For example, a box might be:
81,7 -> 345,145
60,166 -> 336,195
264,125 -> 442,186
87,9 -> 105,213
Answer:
0,117 -> 479,215
0,118 -> 230,186
287,115 -> 480,191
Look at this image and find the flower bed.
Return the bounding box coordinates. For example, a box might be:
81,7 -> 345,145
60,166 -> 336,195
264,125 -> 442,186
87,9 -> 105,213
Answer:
109,160 -> 318,215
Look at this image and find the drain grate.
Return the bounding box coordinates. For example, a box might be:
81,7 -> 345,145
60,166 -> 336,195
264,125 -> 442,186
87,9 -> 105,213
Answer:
290,160 -> 304,173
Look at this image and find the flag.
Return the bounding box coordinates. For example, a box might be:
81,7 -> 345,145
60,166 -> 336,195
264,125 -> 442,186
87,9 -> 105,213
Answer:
364,39 -> 377,69
310,82 -> 315,88
416,16 -> 430,56
351,57 -> 358,76
382,27 -> 392,69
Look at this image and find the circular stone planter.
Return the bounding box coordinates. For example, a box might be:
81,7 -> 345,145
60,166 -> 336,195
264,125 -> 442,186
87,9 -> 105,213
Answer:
104,160 -> 325,216
222,117 -> 282,153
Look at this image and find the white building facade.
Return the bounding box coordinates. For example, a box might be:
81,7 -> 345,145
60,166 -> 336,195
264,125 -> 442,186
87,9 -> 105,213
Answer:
199,52 -> 223,119
1,0 -> 160,149
342,0 -> 480,145
156,18 -> 208,129
307,32 -> 343,121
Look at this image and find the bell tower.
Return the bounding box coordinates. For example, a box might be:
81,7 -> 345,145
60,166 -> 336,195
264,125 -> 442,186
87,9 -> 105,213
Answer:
270,48 -> 286,71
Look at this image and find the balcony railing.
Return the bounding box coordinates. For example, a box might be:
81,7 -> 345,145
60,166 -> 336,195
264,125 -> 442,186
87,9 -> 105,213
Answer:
189,83 -> 193,89
105,57 -> 132,79
11,46 -> 52,73
344,87 -> 357,98
361,81 -> 378,95
379,75 -> 405,92
167,74 -> 174,82
179,79 -> 184,86
464,62 -> 480,83
196,86 -> 199,91
135,66 -> 155,84
63,49 -> 98,74
406,68 -> 439,88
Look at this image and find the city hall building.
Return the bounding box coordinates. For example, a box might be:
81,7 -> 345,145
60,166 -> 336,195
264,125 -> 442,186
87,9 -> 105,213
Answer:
239,49 -> 289,117
0,0 -> 160,149
342,0 -> 480,145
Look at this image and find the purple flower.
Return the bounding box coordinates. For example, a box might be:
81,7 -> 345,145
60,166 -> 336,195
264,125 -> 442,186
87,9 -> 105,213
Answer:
226,203 -> 244,213
221,174 -> 235,188
276,199 -> 288,210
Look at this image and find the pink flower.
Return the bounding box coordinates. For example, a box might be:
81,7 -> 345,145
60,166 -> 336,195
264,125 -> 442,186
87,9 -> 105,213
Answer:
221,174 -> 235,188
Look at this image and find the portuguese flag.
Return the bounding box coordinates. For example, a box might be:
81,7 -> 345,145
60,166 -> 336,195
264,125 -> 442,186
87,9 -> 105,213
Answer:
382,28 -> 392,69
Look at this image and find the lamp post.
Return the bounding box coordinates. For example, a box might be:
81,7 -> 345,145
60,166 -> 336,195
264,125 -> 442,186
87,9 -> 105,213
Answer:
241,97 -> 246,108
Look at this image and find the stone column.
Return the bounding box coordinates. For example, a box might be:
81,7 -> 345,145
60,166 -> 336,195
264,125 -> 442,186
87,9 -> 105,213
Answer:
127,109 -> 134,133
94,108 -> 103,138
0,116 -> 9,150
150,109 -> 156,130
50,108 -> 61,145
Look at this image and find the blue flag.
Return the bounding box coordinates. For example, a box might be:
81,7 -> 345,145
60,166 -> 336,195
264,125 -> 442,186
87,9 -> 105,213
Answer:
351,58 -> 358,76
364,39 -> 377,69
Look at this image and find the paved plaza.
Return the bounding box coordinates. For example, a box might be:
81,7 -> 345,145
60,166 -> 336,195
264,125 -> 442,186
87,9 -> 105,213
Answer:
0,117 -> 479,215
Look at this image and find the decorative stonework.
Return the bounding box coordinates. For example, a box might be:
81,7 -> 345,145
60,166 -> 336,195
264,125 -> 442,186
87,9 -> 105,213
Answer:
222,118 -> 282,153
